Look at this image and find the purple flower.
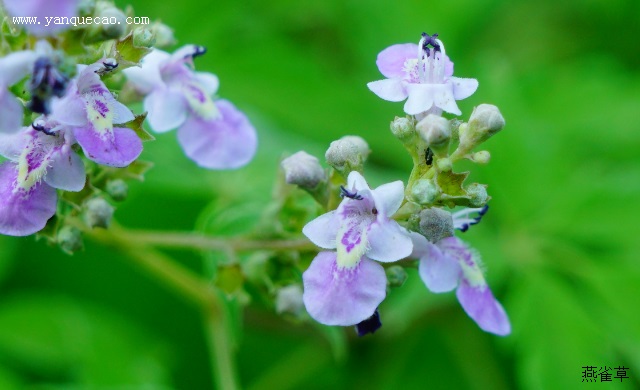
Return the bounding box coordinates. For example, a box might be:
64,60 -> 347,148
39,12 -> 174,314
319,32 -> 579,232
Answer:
53,61 -> 142,167
0,50 -> 37,133
301,171 -> 413,325
411,232 -> 511,335
0,121 -> 85,236
123,45 -> 257,169
3,0 -> 81,36
367,33 -> 478,116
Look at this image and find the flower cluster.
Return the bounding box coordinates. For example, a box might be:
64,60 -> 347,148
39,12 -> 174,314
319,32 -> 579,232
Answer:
283,32 -> 511,336
0,1 -> 257,238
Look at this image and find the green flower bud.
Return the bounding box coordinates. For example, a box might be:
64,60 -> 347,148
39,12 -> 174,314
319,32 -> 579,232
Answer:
280,151 -> 326,189
386,265 -> 408,288
390,116 -> 415,144
275,285 -> 304,315
151,23 -> 176,48
466,183 -> 489,207
325,135 -> 370,174
132,27 -> 155,48
98,7 -> 127,39
460,104 -> 505,149
57,226 -> 83,254
419,208 -> 454,243
471,150 -> 491,164
84,198 -> 115,229
436,157 -> 452,172
106,179 -> 128,202
410,178 -> 438,205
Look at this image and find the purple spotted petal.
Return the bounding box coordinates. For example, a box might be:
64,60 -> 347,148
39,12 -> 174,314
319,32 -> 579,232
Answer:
176,99 -> 257,170
0,90 -> 23,134
456,281 -> 511,336
412,233 -> 460,293
0,162 -> 57,236
366,220 -> 412,262
3,0 -> 80,36
302,210 -> 338,249
302,252 -> 387,326
367,79 -> 407,102
376,43 -> 418,79
74,126 -> 142,167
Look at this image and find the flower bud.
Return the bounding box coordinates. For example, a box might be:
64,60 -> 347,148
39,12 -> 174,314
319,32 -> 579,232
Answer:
57,226 -> 83,254
325,135 -> 370,174
461,104 -> 505,148
419,208 -> 454,243
275,285 -> 304,316
416,114 -> 451,158
84,198 -> 115,229
132,27 -> 155,48
436,157 -> 452,172
280,151 -> 326,189
466,183 -> 489,207
390,116 -> 415,144
386,265 -> 408,288
471,150 -> 490,164
410,178 -> 438,205
151,23 -> 176,48
106,179 -> 128,202
98,7 -> 127,39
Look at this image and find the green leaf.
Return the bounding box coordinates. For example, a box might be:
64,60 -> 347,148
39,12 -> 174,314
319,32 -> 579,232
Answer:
114,32 -> 152,69
123,113 -> 156,142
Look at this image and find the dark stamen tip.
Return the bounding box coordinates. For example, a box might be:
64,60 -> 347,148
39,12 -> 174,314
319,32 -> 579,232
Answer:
355,310 -> 381,337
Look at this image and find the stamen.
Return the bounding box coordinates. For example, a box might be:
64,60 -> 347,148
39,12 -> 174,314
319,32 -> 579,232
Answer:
340,185 -> 364,200
32,120 -> 56,136
103,58 -> 118,70
452,205 -> 489,232
191,45 -> 207,58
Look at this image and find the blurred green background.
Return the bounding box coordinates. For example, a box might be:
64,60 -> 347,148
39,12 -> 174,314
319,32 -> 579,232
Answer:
1,0 -> 640,388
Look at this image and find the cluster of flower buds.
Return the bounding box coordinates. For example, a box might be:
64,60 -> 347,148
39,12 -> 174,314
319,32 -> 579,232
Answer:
282,33 -> 510,336
0,0 -> 257,241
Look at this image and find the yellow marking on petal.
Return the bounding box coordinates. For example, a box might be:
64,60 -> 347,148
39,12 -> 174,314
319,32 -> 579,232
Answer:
335,223 -> 368,269
86,93 -> 114,136
182,83 -> 219,120
16,142 -> 48,192
458,253 -> 486,288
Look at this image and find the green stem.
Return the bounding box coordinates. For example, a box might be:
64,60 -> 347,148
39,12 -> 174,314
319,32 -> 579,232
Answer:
206,304 -> 240,390
124,230 -> 316,252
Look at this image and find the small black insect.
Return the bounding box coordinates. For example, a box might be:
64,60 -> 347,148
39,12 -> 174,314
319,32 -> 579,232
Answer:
340,185 -> 363,200
425,147 -> 434,165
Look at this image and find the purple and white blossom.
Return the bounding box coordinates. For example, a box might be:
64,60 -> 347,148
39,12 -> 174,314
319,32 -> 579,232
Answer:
367,33 -> 478,116
0,121 -> 85,236
2,0 -> 81,36
53,61 -> 142,167
301,171 -> 413,325
411,232 -> 511,336
123,45 -> 257,169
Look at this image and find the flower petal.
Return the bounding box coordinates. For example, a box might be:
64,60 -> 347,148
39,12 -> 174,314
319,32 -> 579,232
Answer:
194,71 -> 220,95
450,77 -> 478,100
0,129 -> 27,160
412,233 -> 460,293
44,148 -> 85,191
51,94 -> 87,127
74,126 -> 142,167
144,88 -> 189,132
123,50 -> 170,94
366,220 -> 412,262
346,171 -> 371,192
176,99 -> 257,169
456,281 -> 511,336
109,98 -> 135,125
0,162 -> 57,236
0,90 -> 24,134
302,252 -> 387,326
367,79 -> 407,102
371,180 -> 404,217
302,210 -> 338,249
376,43 -> 418,79
0,50 -> 36,86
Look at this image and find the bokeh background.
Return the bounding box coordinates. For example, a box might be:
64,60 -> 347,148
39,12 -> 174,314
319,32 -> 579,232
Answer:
1,0 -> 640,389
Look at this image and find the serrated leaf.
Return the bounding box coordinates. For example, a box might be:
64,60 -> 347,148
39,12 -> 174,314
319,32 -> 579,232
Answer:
114,32 -> 152,69
123,113 -> 155,141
